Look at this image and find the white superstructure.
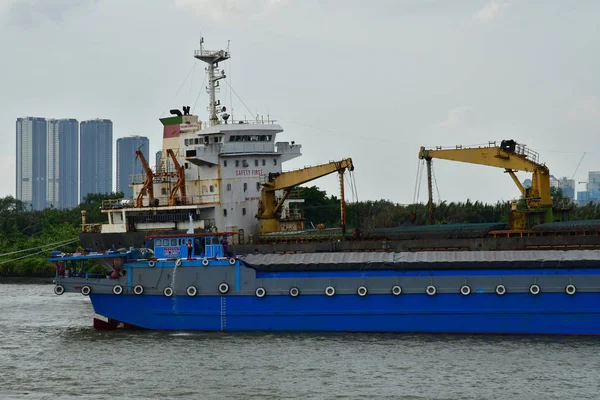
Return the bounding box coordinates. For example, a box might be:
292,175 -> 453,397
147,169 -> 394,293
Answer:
97,39 -> 302,241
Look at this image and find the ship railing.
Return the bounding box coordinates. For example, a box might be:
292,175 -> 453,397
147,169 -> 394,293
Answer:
199,117 -> 278,126
137,194 -> 220,207
514,144 -> 539,163
101,198 -> 135,210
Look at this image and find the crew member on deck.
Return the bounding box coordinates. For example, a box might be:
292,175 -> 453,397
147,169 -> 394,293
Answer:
186,239 -> 193,260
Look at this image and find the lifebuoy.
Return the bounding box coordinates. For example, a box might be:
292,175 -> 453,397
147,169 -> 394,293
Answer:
54,284 -> 65,296
325,286 -> 335,297
133,284 -> 144,295
218,282 -> 229,294
460,285 -> 471,296
357,286 -> 368,297
289,287 -> 300,297
255,287 -> 266,298
391,285 -> 402,296
81,285 -> 91,296
565,284 -> 576,296
495,284 -> 506,296
202,258 -> 209,266
426,285 -> 436,296
163,286 -> 174,297
228,258 -> 236,265
186,285 -> 197,297
529,284 -> 540,295
175,259 -> 182,267
112,285 -> 123,295
148,260 -> 156,268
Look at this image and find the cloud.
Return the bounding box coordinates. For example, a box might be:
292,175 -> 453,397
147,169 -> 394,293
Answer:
472,1 -> 508,23
568,97 -> 600,121
0,0 -> 98,26
174,0 -> 287,22
438,106 -> 471,128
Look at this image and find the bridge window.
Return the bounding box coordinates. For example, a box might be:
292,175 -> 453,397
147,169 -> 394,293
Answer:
273,159 -> 277,166
223,160 -> 227,167
254,159 -> 258,167
242,160 -> 249,167
243,183 -> 248,192
256,182 -> 260,191
235,160 -> 239,167
223,209 -> 227,217
242,207 -> 246,215
155,239 -> 162,246
262,159 -> 266,166
210,185 -> 214,193
227,183 -> 231,191
171,239 -> 178,246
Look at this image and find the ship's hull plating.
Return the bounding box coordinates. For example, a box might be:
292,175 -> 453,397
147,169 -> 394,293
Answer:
89,292 -> 600,335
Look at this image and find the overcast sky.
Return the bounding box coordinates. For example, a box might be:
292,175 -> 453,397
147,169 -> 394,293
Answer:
1,0 -> 599,205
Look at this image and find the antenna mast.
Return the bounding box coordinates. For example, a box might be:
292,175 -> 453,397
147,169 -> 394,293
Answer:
194,37 -> 230,126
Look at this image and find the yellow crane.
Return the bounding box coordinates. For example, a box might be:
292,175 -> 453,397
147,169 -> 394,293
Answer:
257,158 -> 355,235
418,140 -> 554,229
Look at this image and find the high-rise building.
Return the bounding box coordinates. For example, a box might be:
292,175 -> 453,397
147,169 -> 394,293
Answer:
46,119 -> 60,208
16,117 -> 47,210
80,119 -> 113,202
58,119 -> 79,208
116,136 -> 149,198
155,150 -> 163,170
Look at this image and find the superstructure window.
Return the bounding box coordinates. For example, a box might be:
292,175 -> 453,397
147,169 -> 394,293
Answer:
256,182 -> 261,191
155,239 -> 162,246
243,183 -> 247,192
210,185 -> 214,193
242,160 -> 248,167
242,208 -> 246,216
226,183 -> 231,191
223,209 -> 227,217
223,160 -> 227,167
254,159 -> 258,167
235,160 -> 239,167
273,159 -> 277,166
262,159 -> 266,166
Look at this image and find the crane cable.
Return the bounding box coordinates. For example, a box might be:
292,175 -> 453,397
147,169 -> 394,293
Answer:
0,238 -> 80,266
0,237 -> 79,258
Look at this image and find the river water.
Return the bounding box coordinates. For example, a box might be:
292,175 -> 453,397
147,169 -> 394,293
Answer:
1,283 -> 600,400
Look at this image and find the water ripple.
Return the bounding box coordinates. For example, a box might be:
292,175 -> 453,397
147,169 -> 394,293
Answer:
2,284 -> 600,399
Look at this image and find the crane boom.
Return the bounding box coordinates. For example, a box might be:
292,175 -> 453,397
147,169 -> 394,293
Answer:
135,150 -> 154,208
418,140 -> 555,229
419,140 -> 551,207
258,158 -> 354,235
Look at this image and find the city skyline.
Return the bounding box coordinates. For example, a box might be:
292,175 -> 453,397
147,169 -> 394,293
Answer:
14,116 -> 125,210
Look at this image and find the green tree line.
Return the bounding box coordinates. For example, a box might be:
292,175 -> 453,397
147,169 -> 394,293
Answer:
3,187 -> 600,277
0,193 -> 123,277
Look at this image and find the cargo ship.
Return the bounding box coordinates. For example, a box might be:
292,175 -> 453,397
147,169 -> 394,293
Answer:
51,39 -> 600,334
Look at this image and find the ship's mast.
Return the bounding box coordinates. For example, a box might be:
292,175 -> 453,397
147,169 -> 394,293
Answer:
194,38 -> 230,126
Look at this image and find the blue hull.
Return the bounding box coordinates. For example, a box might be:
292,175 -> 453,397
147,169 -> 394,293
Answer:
90,293 -> 600,335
